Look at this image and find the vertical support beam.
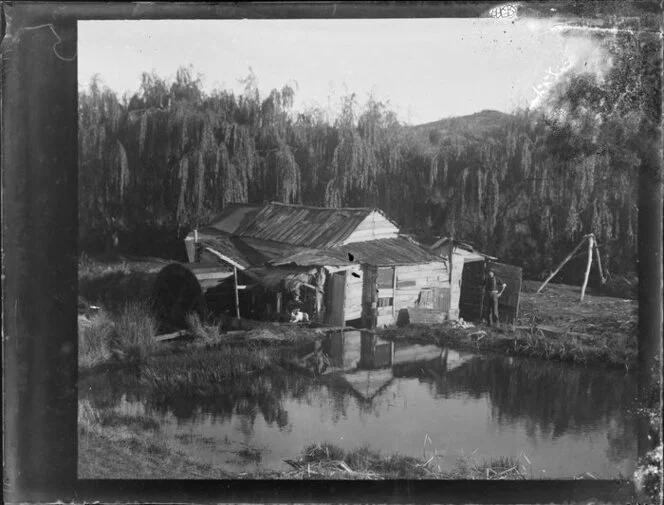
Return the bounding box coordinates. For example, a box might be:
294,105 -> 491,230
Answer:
233,266 -> 240,319
341,270 -> 347,326
580,234 -> 594,302
276,292 -> 282,315
391,266 -> 397,321
315,267 -> 324,318
370,266 -> 378,329
480,262 -> 487,320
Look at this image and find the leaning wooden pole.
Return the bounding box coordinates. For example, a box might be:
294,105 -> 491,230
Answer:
580,234 -> 594,302
593,241 -> 606,284
233,266 -> 241,319
537,236 -> 588,293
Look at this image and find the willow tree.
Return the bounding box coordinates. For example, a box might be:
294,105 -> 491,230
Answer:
79,64 -> 642,283
538,15 -> 661,461
79,76 -> 130,251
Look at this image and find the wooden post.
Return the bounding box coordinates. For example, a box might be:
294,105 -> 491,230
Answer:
233,266 -> 241,319
341,270 -> 348,327
276,292 -> 282,315
480,262 -> 487,320
537,236 -> 589,293
580,235 -> 594,302
370,267 -> 378,329
315,267 -> 325,317
391,266 -> 397,320
593,241 -> 606,284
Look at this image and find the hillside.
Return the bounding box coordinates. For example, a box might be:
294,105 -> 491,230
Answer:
412,109 -> 513,138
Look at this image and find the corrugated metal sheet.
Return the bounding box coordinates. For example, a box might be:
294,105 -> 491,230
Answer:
234,202 -> 377,248
241,237 -> 310,263
244,266 -> 316,291
197,230 -> 308,269
334,237 -> 444,266
270,248 -> 351,267
197,233 -> 254,270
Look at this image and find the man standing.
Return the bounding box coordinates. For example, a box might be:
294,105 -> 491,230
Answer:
482,269 -> 507,327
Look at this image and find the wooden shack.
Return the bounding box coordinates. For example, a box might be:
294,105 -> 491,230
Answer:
184,202 -> 452,328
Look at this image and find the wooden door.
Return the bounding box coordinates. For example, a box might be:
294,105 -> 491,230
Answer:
459,261 -> 485,321
325,271 -> 346,326
487,261 -> 523,324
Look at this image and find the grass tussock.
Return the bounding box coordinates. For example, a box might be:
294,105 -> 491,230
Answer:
186,313 -> 224,343
79,302 -> 158,371
110,301 -> 157,364
285,442 -> 527,480
79,310 -> 115,369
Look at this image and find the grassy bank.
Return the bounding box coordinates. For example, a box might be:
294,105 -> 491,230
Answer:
378,322 -> 636,370
78,400 -> 231,479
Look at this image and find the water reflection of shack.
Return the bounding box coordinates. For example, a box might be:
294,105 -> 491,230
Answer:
320,330 -> 473,403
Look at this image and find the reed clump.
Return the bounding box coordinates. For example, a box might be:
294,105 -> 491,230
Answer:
140,345 -> 278,395
79,301 -> 158,370
284,442 -> 526,480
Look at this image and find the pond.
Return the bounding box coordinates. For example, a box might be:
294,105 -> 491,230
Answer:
80,330 -> 639,479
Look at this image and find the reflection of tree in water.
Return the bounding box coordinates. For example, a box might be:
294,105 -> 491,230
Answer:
326,386 -> 351,423
80,369 -> 145,409
394,354 -> 638,463
82,365 -> 320,434
605,415 -> 638,465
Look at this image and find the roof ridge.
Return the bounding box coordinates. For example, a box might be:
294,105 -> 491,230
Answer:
267,201 -> 375,212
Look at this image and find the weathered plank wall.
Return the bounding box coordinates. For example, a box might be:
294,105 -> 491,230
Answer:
361,265 -> 378,328
371,262 -> 450,327
394,262 -> 449,308
449,254 -> 465,320
344,264 -> 363,321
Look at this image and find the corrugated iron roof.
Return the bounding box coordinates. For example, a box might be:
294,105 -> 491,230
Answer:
206,204 -> 263,234
197,229 -> 310,269
430,237 -> 496,260
233,202 -> 380,248
333,237 -> 444,266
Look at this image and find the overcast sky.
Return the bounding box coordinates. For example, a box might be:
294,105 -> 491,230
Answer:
78,18 -> 603,125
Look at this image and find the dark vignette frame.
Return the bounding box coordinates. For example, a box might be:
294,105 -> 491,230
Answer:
2,1 -> 661,503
